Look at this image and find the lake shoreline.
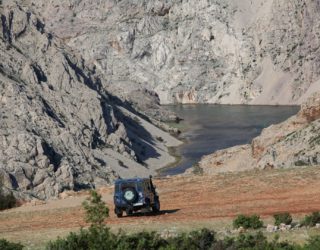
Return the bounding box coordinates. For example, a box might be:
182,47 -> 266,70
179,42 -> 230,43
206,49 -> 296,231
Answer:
159,104 -> 300,176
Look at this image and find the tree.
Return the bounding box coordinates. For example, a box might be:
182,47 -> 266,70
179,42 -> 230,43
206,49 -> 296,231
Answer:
82,190 -> 109,228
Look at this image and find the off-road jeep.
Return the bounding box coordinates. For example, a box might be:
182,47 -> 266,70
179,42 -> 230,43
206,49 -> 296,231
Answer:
113,176 -> 160,217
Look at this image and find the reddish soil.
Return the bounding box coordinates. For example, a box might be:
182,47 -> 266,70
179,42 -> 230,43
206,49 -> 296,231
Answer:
1,167 -> 320,236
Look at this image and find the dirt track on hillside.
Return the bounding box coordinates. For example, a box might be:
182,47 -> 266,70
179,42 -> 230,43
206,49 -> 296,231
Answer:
1,167 -> 320,244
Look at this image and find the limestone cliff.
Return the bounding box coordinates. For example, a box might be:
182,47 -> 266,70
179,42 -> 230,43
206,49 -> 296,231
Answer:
0,3 -> 181,200
18,0 -> 320,105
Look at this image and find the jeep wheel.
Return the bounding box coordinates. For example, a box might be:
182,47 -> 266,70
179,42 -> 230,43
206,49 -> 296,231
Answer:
126,208 -> 133,216
152,198 -> 160,213
123,188 -> 138,203
115,207 -> 123,218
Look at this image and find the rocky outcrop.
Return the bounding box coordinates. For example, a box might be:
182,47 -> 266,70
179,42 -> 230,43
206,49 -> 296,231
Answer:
16,0 -> 320,105
197,92 -> 320,174
0,3 -> 181,200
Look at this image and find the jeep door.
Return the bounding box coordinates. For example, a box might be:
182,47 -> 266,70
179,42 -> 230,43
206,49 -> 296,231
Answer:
146,180 -> 155,204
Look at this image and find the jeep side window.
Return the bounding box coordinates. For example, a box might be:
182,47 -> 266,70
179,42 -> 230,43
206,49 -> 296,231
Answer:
115,184 -> 120,193
136,182 -> 143,192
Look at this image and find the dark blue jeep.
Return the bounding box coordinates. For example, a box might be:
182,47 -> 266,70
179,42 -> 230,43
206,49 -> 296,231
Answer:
113,176 -> 160,217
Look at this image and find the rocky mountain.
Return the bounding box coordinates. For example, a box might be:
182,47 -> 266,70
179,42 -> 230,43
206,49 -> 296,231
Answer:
197,92 -> 320,174
18,0 -> 320,105
0,2 -> 181,200
2,0 -> 320,199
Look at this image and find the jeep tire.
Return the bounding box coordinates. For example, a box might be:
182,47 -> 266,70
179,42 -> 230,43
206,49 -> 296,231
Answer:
126,207 -> 133,216
115,207 -> 123,218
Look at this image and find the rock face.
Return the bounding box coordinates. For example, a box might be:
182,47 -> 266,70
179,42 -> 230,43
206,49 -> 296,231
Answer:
17,0 -> 320,105
0,3 -> 181,200
198,92 -> 320,174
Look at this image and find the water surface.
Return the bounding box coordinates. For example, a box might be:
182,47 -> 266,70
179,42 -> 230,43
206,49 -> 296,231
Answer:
161,105 -> 299,176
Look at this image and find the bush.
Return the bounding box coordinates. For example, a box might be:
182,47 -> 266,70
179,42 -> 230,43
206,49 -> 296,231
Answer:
115,231 -> 167,250
0,239 -> 24,250
47,228 -> 216,250
211,232 -> 297,250
274,213 -> 293,226
167,228 -> 215,250
47,226 -> 116,250
0,178 -> 17,211
302,212 -> 320,227
235,231 -> 268,249
305,235 -> 320,250
0,192 -> 17,211
48,190 -> 114,250
233,214 -> 264,229
82,190 -> 109,227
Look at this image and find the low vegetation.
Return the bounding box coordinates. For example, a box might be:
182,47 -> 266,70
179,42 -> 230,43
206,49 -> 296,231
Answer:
192,163 -> 204,175
274,212 -> 293,226
0,192 -> 16,211
0,239 -> 23,250
0,178 -> 17,211
301,211 -> 320,227
48,228 -> 289,250
45,226 -> 320,250
82,190 -> 109,227
233,214 -> 264,229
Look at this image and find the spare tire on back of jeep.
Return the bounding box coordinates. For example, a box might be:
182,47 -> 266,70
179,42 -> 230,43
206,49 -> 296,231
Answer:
122,187 -> 138,203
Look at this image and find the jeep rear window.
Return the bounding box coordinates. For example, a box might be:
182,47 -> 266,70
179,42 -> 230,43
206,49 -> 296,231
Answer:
118,182 -> 143,191
121,183 -> 136,190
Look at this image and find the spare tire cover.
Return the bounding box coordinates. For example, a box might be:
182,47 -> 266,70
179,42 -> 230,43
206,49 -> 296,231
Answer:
123,188 -> 137,203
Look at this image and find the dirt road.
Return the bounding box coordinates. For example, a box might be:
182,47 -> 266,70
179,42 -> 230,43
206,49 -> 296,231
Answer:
1,166 -> 320,248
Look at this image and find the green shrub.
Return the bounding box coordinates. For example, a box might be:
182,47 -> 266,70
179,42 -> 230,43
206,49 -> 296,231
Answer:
235,231 -> 268,249
301,212 -> 320,227
0,178 -> 17,211
211,232 -> 297,250
192,163 -> 204,175
233,214 -> 264,229
0,239 -> 24,250
235,232 -> 296,250
115,231 -> 167,250
82,190 -> 109,227
0,192 -> 17,211
47,228 -> 216,250
305,235 -> 320,250
47,226 -> 316,250
46,226 -> 115,250
274,212 -> 293,226
48,190 -> 114,250
167,228 -> 215,250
